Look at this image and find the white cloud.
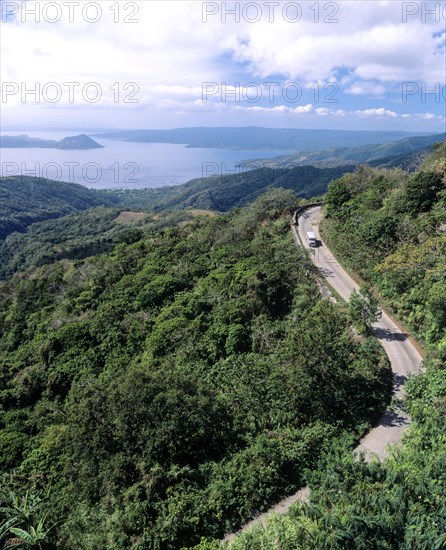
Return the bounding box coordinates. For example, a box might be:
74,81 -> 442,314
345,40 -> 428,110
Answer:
234,104 -> 444,121
1,0 -> 445,130
354,108 -> 398,118
346,82 -> 386,97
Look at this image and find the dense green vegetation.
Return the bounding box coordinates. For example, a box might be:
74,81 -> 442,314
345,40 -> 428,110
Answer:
0,207 -> 135,279
3,141 -> 443,549
1,164 -> 352,247
0,207 -> 211,280
210,142 -> 446,549
208,402 -> 446,549
0,163 -> 352,285
105,164 -> 354,212
0,162 -> 353,273
0,189 -> 390,548
0,177 -> 117,241
323,141 -> 446,347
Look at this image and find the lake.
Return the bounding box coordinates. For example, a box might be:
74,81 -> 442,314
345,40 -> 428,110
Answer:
0,131 -> 289,189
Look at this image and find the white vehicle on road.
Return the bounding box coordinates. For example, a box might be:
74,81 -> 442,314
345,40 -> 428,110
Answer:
306,231 -> 317,247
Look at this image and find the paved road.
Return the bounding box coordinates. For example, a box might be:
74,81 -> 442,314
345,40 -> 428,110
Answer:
223,206 -> 423,542
297,206 -> 422,459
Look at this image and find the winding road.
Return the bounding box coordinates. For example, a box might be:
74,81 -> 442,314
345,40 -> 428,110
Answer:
297,206 -> 422,459
224,205 -> 423,542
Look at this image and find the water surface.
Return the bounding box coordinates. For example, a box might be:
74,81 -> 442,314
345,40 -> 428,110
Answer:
0,131 -> 290,189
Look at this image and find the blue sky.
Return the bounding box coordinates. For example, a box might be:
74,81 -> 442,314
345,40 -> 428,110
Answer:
1,0 -> 445,132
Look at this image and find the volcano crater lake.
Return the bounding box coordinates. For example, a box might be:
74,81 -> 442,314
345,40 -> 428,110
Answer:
0,132 -> 290,189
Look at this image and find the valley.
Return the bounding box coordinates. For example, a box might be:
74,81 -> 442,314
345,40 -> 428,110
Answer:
0,141 -> 444,548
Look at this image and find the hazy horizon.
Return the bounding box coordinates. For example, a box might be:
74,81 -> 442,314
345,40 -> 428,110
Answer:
0,125 -> 439,135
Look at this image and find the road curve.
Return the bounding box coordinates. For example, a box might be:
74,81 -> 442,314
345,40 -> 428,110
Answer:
296,206 -> 422,459
223,206 -> 423,542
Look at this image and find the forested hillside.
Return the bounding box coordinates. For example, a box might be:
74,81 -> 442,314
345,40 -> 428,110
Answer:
211,141 -> 446,549
0,207 -> 210,280
1,164 -> 354,247
0,177 -> 117,241
2,143 -> 443,549
0,190 -> 390,548
322,140 -> 446,347
0,163 -> 354,285
106,164 -> 355,212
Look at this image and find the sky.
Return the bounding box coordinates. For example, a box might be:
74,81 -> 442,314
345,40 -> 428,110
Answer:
0,0 -> 445,132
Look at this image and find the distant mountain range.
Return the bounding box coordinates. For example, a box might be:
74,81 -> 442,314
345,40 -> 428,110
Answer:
92,127 -> 422,151
0,134 -> 103,150
239,132 -> 446,170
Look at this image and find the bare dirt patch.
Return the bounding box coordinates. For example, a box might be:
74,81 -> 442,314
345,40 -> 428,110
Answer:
115,211 -> 147,224
187,209 -> 216,217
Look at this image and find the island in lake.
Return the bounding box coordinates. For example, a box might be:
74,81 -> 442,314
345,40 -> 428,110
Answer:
0,134 -> 104,150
